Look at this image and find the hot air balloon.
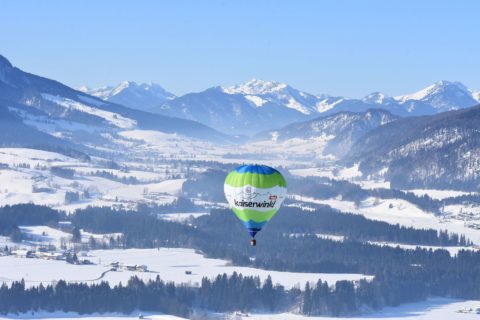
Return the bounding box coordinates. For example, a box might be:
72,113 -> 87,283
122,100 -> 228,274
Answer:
224,164 -> 287,246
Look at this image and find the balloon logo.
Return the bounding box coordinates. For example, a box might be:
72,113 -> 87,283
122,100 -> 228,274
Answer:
224,164 -> 287,246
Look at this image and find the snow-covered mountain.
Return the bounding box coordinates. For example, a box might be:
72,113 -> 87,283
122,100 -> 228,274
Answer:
222,78 -> 321,115
150,79 -> 400,135
346,105 -> 480,190
149,79 -> 479,135
254,109 -> 398,158
362,92 -> 399,106
151,85 -> 310,135
0,55 -> 232,154
79,81 -> 175,111
394,80 -> 478,114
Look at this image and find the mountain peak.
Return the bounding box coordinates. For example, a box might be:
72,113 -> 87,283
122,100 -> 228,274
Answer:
78,85 -> 91,92
435,79 -> 465,87
81,81 -> 175,110
0,55 -> 13,79
363,92 -> 395,105
396,80 -> 469,102
111,80 -> 137,95
394,80 -> 476,112
431,80 -> 469,94
0,55 -> 13,69
223,78 -> 289,95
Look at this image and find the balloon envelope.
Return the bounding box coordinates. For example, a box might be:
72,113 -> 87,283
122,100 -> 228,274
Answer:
224,164 -> 287,238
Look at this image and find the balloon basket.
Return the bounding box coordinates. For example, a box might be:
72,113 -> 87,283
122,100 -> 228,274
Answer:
250,239 -> 257,246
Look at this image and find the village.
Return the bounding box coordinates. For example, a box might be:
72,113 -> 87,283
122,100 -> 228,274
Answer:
0,221 -> 153,274
1,246 -> 152,273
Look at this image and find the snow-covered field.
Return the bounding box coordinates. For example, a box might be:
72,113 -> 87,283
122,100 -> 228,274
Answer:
19,226 -> 72,248
1,298 -> 479,319
118,130 -> 312,167
0,148 -> 185,212
290,166 -> 480,198
367,241 -> 476,256
246,135 -> 335,161
292,233 -> 476,255
244,298 -> 480,320
0,248 -> 372,289
158,212 -> 209,222
1,146 -> 480,320
0,313 -> 186,320
408,189 -> 475,200
10,226 -> 122,249
295,195 -> 480,245
290,167 -> 337,179
289,165 -> 391,189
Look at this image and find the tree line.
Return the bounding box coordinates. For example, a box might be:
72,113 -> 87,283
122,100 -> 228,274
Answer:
3,262 -> 479,318
1,203 -> 480,316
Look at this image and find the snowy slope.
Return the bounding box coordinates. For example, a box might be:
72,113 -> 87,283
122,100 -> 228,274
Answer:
253,109 -> 398,158
245,298 -> 480,320
347,105 -> 480,190
0,147 -> 185,211
0,314 -> 186,320
295,195 -> 480,245
42,94 -> 137,129
0,55 -> 232,146
395,81 -> 478,113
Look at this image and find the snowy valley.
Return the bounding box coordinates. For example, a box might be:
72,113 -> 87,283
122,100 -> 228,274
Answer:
1,54 -> 480,319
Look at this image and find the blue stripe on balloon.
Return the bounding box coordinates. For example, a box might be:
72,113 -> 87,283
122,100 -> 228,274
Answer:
235,164 -> 278,175
242,220 -> 267,230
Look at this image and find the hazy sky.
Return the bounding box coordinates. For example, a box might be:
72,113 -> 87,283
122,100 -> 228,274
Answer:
1,0 -> 478,97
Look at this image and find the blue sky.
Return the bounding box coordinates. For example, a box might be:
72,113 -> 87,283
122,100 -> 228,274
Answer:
1,0 -> 478,97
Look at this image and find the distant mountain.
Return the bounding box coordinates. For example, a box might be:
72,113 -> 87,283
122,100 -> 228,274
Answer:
319,95 -> 408,117
254,109 -> 398,158
151,85 -> 309,135
80,81 -> 175,111
0,55 -> 232,147
149,79 -> 479,135
223,79 -> 320,115
362,92 -> 397,105
150,79 -> 401,135
394,80 -> 479,114
346,105 -> 480,190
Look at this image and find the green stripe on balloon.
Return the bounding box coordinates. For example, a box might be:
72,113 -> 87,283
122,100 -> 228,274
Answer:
224,171 -> 287,188
231,207 -> 278,223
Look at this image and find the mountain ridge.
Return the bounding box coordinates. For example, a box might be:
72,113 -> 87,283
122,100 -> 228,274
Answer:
144,78 -> 479,135
0,54 -> 234,145
346,104 -> 480,190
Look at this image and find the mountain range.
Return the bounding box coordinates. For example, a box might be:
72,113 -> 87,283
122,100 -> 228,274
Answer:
0,55 -> 232,156
85,78 -> 480,135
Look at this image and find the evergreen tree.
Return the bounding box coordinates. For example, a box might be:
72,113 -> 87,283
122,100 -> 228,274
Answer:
72,227 -> 81,242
